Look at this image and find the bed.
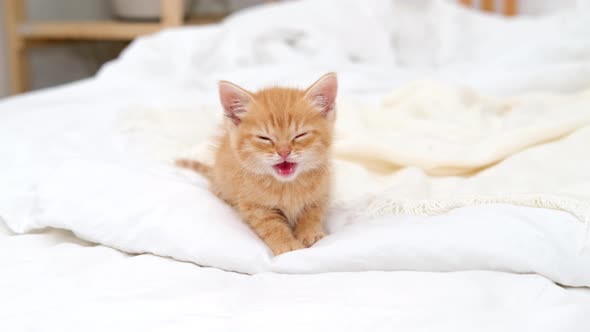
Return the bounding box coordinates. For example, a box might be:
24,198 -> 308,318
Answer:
2,0 -> 590,330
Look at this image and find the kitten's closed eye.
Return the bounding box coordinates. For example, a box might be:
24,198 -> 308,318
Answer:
293,132 -> 308,141
256,135 -> 273,143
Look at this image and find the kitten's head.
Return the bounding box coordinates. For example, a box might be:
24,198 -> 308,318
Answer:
219,73 -> 337,182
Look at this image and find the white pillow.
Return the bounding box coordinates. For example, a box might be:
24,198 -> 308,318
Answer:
9,160 -> 273,274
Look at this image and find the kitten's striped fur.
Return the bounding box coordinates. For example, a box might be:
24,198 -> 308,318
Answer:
177,73 -> 337,255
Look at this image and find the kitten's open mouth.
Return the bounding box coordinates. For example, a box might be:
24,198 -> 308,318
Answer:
273,161 -> 297,176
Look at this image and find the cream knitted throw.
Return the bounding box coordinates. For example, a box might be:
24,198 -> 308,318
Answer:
332,82 -> 590,239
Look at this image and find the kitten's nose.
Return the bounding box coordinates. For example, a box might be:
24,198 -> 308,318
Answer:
277,146 -> 291,158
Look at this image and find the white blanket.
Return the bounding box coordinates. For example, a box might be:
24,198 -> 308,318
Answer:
3,84 -> 590,286
2,221 -> 589,332
2,0 -> 590,285
2,0 -> 590,330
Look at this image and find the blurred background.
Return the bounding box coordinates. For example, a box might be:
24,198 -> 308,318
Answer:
0,0 -> 267,97
0,0 -> 580,98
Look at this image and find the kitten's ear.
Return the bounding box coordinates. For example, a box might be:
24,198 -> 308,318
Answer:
219,80 -> 254,125
304,72 -> 338,117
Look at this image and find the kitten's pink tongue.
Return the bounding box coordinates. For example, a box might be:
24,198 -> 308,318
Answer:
273,161 -> 296,176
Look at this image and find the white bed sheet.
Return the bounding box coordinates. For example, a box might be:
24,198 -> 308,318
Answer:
2,0 -> 590,330
1,222 -> 590,332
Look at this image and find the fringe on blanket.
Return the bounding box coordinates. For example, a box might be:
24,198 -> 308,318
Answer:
348,194 -> 590,252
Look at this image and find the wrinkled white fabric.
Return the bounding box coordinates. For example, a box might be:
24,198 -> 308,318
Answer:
1,1 -> 590,330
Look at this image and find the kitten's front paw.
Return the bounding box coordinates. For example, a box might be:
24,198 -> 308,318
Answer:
295,227 -> 325,247
270,240 -> 305,256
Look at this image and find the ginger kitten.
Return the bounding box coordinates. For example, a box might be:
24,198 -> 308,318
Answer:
176,73 -> 337,255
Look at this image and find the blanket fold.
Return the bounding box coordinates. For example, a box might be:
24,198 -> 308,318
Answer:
2,82 -> 590,285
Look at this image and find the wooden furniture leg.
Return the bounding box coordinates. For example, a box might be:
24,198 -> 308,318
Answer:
161,0 -> 184,27
504,0 -> 517,16
459,0 -> 517,16
4,0 -> 29,95
481,0 -> 495,12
